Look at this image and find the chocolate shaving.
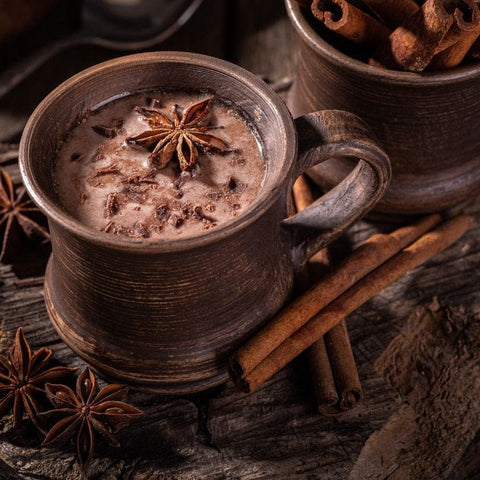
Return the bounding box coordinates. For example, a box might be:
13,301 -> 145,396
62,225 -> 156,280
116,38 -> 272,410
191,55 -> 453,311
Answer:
93,164 -> 121,177
181,202 -> 193,218
144,168 -> 157,179
168,214 -> 184,228
148,224 -> 163,234
137,177 -> 158,185
226,176 -> 247,194
207,190 -> 223,201
103,221 -> 128,235
132,222 -> 150,238
203,222 -> 218,230
91,119 -> 123,138
155,203 -> 170,221
174,172 -> 190,190
92,125 -> 118,138
122,175 -> 158,186
70,152 -> 83,162
125,191 -> 147,204
103,221 -> 115,233
193,205 -> 216,223
105,192 -> 120,217
173,190 -> 184,199
122,175 -> 141,185
205,203 -> 215,212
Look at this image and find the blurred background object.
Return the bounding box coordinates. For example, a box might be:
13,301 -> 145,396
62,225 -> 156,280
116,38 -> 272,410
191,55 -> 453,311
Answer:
0,0 -> 204,100
0,0 -> 296,143
0,0 -> 56,44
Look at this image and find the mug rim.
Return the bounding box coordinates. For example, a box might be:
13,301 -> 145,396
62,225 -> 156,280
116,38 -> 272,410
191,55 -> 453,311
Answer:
20,51 -> 297,253
285,0 -> 480,85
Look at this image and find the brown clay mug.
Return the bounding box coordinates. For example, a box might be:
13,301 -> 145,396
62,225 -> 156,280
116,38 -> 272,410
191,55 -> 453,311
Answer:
286,0 -> 480,217
20,52 -> 391,393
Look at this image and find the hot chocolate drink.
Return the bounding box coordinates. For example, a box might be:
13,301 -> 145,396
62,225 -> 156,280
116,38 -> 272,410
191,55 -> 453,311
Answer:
54,91 -> 265,240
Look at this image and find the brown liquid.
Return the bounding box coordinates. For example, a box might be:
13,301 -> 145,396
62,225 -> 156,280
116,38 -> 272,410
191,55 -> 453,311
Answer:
54,92 -> 265,240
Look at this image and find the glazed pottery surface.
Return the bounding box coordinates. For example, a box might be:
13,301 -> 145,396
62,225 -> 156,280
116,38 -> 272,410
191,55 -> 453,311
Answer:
286,0 -> 480,216
20,52 -> 390,393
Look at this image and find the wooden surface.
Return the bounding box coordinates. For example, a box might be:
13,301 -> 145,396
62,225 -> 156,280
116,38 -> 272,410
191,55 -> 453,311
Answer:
1,1 -> 480,478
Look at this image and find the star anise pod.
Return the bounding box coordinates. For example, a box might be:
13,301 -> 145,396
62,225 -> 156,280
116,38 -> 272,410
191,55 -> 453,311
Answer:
0,328 -> 76,432
0,168 -> 50,262
42,367 -> 144,466
127,98 -> 230,171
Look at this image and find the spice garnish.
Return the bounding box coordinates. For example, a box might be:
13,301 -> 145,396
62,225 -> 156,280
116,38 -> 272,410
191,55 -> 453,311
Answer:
0,328 -> 75,432
41,367 -> 143,466
0,168 -> 50,262
127,98 -> 230,171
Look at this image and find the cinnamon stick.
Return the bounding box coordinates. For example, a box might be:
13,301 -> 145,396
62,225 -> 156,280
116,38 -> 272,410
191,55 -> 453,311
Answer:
431,29 -> 480,67
361,0 -> 419,29
234,214 -> 473,393
435,0 -> 480,52
310,0 -> 391,47
229,213 -> 442,381
469,35 -> 480,57
308,339 -> 339,411
430,0 -> 480,68
293,176 -> 362,415
292,175 -> 315,213
388,0 -> 455,71
293,177 -> 336,411
322,320 -> 362,411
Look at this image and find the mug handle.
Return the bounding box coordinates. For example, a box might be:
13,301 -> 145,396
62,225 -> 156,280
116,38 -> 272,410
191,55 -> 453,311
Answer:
282,110 -> 392,267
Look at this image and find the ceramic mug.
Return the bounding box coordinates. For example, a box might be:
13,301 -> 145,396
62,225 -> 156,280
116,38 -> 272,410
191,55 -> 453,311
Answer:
286,0 -> 480,217
20,52 -> 390,393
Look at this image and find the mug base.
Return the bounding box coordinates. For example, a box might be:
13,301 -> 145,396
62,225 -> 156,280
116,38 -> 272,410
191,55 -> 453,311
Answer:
44,257 -> 230,395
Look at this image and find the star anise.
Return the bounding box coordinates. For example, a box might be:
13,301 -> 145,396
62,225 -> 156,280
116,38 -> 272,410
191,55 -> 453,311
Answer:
0,328 -> 75,432
0,168 -> 50,262
127,98 -> 230,171
42,367 -> 144,466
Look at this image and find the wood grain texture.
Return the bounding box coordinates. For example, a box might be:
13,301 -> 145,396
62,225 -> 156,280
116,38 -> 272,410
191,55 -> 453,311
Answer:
351,300 -> 480,479
1,166 -> 479,478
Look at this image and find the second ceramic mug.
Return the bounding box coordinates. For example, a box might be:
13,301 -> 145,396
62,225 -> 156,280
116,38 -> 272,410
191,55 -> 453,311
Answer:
20,52 -> 391,393
286,0 -> 480,217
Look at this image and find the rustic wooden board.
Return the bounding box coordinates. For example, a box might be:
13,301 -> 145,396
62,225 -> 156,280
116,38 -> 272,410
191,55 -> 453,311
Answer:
1,164 -> 478,479
1,1 -> 480,478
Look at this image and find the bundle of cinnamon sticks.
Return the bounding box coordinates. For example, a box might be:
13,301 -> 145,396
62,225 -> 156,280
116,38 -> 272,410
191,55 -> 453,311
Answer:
300,0 -> 480,71
291,176 -> 363,416
229,185 -> 473,410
